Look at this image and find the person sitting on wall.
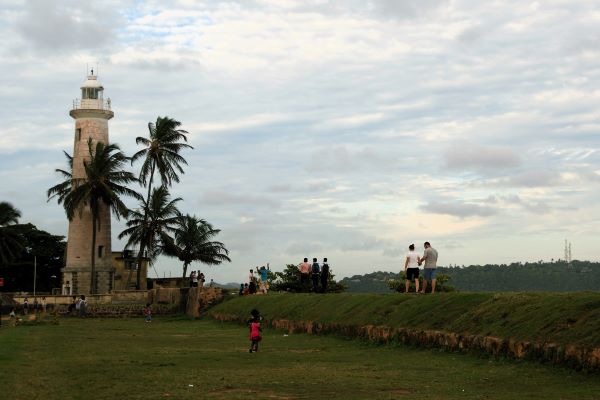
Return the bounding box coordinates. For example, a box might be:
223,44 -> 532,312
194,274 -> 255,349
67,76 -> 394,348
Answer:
68,295 -> 77,314
78,295 -> 88,318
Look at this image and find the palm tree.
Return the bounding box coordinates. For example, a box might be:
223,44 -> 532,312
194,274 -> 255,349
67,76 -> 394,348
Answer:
0,201 -> 21,226
118,186 -> 182,287
46,151 -> 73,205
48,139 -> 141,293
162,215 -> 231,285
130,116 -> 193,288
0,201 -> 24,266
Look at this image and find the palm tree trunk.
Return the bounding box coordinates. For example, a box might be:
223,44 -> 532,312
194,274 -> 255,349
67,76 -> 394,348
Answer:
90,215 -> 97,295
134,240 -> 147,290
182,262 -> 189,287
135,161 -> 156,290
146,162 -> 155,206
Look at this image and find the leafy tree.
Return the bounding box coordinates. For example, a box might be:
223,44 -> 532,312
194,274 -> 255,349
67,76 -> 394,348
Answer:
48,139 -> 141,293
118,186 -> 181,287
438,261 -> 600,292
340,262 -> 600,293
270,264 -> 346,293
0,201 -> 22,226
162,214 -> 231,285
339,271 -> 398,293
0,201 -> 25,266
130,116 -> 193,289
0,223 -> 66,292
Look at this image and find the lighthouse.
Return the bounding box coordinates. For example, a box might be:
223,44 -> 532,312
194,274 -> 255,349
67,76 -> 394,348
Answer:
62,70 -> 115,295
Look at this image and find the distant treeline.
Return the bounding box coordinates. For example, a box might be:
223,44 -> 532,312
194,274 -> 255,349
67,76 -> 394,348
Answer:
340,260 -> 600,293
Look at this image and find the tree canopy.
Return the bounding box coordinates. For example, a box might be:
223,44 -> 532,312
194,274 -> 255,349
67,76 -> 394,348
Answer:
0,223 -> 66,292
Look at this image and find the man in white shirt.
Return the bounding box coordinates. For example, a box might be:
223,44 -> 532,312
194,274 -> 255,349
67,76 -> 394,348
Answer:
404,244 -> 420,293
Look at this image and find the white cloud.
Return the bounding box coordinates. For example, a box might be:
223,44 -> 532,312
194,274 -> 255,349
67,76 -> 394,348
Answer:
421,199 -> 498,218
444,143 -> 521,173
1,0 -> 600,282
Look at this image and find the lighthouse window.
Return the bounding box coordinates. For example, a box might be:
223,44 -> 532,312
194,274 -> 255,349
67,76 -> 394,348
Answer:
76,128 -> 81,140
82,88 -> 99,99
98,245 -> 104,258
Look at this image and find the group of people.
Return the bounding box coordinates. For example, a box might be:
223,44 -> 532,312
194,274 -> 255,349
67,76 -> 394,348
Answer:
18,296 -> 48,314
240,265 -> 270,295
189,270 -> 206,287
298,257 -> 330,292
403,241 -> 439,294
67,295 -> 88,317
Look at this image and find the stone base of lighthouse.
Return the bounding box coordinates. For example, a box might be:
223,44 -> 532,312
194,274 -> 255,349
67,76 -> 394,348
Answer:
62,266 -> 115,295
62,205 -> 114,295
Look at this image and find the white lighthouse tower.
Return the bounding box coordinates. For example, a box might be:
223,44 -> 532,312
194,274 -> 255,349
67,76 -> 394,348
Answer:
62,70 -> 115,294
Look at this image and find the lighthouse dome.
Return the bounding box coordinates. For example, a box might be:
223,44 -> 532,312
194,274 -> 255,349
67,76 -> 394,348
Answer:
71,71 -> 112,116
81,75 -> 104,89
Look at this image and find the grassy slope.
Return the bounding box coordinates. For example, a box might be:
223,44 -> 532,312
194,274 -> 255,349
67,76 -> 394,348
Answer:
1,318 -> 600,400
211,292 -> 600,348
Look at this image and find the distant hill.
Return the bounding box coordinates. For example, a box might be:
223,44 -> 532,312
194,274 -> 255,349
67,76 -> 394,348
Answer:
215,282 -> 241,290
340,260 -> 600,292
340,271 -> 396,293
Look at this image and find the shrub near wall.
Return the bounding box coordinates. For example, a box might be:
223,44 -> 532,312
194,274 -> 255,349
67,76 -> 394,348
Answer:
208,292 -> 600,371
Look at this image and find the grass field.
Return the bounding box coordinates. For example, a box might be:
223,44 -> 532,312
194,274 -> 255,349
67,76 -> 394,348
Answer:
1,317 -> 599,400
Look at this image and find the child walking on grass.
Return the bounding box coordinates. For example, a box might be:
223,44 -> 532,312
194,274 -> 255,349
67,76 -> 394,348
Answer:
143,303 -> 152,323
248,308 -> 262,353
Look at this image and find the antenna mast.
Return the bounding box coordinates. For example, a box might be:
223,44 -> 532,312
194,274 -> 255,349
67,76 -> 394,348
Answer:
564,239 -> 572,265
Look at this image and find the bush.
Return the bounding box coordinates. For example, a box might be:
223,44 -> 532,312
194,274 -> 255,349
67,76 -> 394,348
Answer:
386,273 -> 455,293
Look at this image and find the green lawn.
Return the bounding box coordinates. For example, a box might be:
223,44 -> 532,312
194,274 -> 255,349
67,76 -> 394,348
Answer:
211,292 -> 600,347
0,317 -> 599,400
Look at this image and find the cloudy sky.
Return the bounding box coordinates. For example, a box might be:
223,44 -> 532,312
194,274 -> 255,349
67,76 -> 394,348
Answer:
1,0 -> 599,283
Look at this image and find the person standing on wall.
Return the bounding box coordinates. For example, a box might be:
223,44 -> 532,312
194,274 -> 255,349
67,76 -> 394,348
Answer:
404,244 -> 420,293
320,258 -> 330,292
311,258 -> 320,292
298,258 -> 311,287
419,241 -> 438,294
248,269 -> 257,294
259,264 -> 270,294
